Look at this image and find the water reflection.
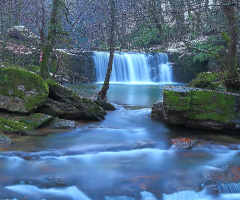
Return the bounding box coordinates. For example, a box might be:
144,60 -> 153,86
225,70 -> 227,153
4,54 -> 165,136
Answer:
65,82 -> 184,107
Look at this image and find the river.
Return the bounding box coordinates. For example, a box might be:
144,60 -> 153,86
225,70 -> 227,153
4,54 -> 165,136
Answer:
1,83 -> 240,200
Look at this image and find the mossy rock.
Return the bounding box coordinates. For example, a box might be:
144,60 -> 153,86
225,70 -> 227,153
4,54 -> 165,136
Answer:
19,113 -> 55,129
189,90 -> 238,124
94,100 -> 116,111
164,89 -> 191,112
40,82 -> 106,120
187,72 -> 226,91
0,118 -> 34,134
0,67 -> 49,113
152,86 -> 240,132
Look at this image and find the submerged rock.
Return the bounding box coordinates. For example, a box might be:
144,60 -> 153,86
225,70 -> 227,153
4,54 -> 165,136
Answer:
152,86 -> 240,132
38,80 -> 106,120
0,67 -> 49,113
204,164 -> 240,194
170,137 -> 199,150
48,119 -> 78,129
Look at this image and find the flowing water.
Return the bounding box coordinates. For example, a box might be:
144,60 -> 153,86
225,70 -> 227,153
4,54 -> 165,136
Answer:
1,53 -> 240,200
1,83 -> 240,200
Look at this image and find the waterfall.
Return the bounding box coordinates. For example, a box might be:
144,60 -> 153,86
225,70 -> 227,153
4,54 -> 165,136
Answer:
93,52 -> 173,83
218,182 -> 240,193
162,190 -> 207,200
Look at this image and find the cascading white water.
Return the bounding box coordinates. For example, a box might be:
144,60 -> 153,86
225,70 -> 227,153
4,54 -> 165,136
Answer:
218,182 -> 240,193
93,52 -> 173,83
162,190 -> 206,200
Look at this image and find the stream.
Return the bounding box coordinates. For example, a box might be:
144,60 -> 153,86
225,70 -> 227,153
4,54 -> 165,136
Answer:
1,83 -> 240,200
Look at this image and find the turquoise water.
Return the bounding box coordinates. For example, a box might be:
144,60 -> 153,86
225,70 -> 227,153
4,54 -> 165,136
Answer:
65,82 -> 184,107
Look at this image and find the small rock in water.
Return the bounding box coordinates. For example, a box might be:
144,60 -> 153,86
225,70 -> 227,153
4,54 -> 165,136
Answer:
88,124 -> 104,129
170,137 -> 198,149
0,134 -> 11,145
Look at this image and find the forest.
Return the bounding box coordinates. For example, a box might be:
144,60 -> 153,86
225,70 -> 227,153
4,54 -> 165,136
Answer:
0,0 -> 239,82
0,0 -> 240,200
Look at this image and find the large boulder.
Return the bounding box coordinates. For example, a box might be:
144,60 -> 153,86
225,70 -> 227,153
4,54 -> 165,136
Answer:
38,80 -> 106,120
151,86 -> 240,132
0,68 -> 49,113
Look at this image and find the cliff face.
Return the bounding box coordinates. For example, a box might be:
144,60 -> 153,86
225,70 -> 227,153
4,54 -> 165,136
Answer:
151,86 -> 240,132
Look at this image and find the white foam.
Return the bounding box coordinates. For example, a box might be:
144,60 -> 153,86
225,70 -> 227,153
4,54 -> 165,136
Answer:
5,185 -> 91,200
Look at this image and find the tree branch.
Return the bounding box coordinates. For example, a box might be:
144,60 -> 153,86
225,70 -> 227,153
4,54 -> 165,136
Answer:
186,43 -> 227,69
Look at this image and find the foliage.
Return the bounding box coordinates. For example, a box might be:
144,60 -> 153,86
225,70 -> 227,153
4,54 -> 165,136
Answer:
132,26 -> 161,48
187,72 -> 227,91
192,37 -> 225,63
170,52 -> 208,82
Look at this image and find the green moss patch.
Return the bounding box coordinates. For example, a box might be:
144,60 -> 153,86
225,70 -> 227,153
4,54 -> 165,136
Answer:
0,67 -> 49,113
94,100 -> 116,111
159,86 -> 240,130
187,72 -> 226,91
45,79 -> 59,86
189,90 -> 237,123
19,113 -> 55,129
0,118 -> 34,133
164,90 -> 191,111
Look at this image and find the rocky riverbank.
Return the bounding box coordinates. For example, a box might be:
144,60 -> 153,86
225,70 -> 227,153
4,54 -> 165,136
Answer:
151,86 -> 240,133
0,67 -> 114,145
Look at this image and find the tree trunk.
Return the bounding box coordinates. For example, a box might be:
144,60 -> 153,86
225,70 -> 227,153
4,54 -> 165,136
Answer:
221,0 -> 239,80
97,0 -> 116,101
15,0 -> 23,26
39,44 -> 52,80
39,0 -> 59,80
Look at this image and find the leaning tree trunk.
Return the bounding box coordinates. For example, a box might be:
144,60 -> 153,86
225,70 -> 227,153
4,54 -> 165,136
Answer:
97,0 -> 116,101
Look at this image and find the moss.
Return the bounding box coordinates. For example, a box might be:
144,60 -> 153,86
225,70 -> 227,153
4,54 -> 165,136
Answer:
164,90 -> 191,111
0,118 -> 34,132
94,100 -> 116,111
23,65 -> 40,72
187,72 -> 226,91
189,90 -> 237,123
45,79 -> 59,86
0,67 -> 49,112
19,113 -> 55,129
